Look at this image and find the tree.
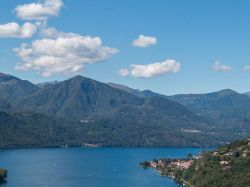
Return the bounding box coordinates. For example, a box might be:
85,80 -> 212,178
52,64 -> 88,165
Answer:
0,169 -> 7,182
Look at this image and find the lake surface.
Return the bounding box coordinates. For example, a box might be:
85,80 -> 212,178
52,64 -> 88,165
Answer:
0,147 -> 203,187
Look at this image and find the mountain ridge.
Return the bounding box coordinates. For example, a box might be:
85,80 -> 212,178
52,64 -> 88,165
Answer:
0,73 -> 222,147
0,73 -> 249,147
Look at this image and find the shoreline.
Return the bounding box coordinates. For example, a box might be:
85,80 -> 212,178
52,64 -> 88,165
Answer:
139,157 -> 199,187
0,144 -> 212,150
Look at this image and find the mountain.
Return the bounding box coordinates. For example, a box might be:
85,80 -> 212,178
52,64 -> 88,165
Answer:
16,76 -> 202,123
106,83 -> 250,142
1,74 -> 248,147
16,76 -> 144,119
0,74 -> 224,147
36,81 -> 60,88
244,91 -> 250,98
108,82 -> 166,98
84,96 -> 221,147
0,111 -> 86,148
168,89 -> 250,136
0,98 -> 12,112
0,73 -> 39,103
0,108 -> 218,148
107,82 -> 141,95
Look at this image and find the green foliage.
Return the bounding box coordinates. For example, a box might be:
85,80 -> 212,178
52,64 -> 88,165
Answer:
1,73 -> 250,148
181,139 -> 250,187
139,161 -> 151,169
169,89 -> 250,142
0,73 -> 39,103
146,138 -> 250,187
0,74 -> 224,147
0,111 -> 85,148
0,168 -> 7,182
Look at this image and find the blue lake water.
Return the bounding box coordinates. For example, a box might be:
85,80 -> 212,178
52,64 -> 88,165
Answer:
0,147 -> 203,187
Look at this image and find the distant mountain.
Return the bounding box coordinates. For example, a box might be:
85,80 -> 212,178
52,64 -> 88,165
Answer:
107,82 -> 141,95
244,92 -> 250,98
16,76 -> 144,119
85,96 -> 222,147
36,81 -> 60,88
0,73 -> 39,103
107,83 -> 250,141
110,84 -> 250,134
0,73 -> 249,147
0,74 -> 225,147
108,82 -> 166,98
168,89 -> 250,136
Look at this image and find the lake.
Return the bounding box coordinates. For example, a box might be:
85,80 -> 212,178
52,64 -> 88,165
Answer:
0,147 -> 203,187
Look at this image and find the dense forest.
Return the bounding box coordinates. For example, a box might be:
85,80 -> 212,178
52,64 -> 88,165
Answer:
182,138 -> 250,187
0,73 -> 230,148
1,73 -> 250,148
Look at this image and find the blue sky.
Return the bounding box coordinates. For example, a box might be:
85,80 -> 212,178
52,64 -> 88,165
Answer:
1,0 -> 250,95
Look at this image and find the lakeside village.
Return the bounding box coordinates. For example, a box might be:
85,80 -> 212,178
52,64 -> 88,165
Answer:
140,140 -> 250,186
139,152 -> 200,187
140,154 -> 199,181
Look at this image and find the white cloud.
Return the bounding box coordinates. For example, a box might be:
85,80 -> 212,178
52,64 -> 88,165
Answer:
118,68 -> 130,77
118,59 -> 180,78
39,26 -> 64,38
38,24 -> 75,38
0,22 -> 37,38
243,65 -> 250,71
130,59 -> 180,78
132,35 -> 157,47
213,61 -> 231,72
14,34 -> 118,77
15,0 -> 63,21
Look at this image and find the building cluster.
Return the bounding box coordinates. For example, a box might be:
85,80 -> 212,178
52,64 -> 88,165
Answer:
149,159 -> 193,170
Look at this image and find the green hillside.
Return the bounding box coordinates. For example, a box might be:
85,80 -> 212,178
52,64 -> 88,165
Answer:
182,138 -> 250,187
169,89 -> 250,137
142,138 -> 250,187
0,73 -> 223,148
110,83 -> 250,143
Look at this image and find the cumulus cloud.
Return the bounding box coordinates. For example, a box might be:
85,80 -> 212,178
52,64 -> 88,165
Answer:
38,24 -> 76,39
132,35 -> 157,47
15,0 -> 63,21
39,25 -> 64,38
213,61 -> 231,72
130,59 -> 180,78
0,22 -> 37,38
243,65 -> 250,71
118,68 -> 130,77
118,59 -> 180,78
14,34 -> 118,77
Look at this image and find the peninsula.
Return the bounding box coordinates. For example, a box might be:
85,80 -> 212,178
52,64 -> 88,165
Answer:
140,138 -> 250,187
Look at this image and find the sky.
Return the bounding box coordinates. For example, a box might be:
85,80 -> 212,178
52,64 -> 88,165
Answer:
0,0 -> 250,95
